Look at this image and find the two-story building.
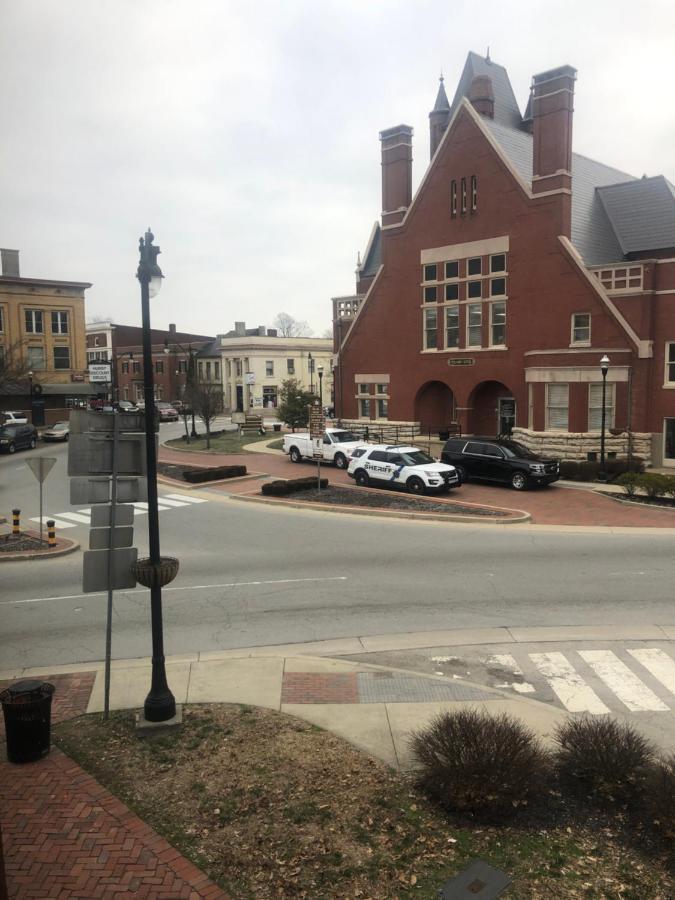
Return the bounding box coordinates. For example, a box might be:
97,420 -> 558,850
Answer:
332,52 -> 675,466
0,248 -> 93,424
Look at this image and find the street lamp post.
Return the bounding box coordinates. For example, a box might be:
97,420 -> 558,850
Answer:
308,352 -> 314,393
137,228 -> 176,723
599,354 -> 610,482
164,339 -> 197,437
27,371 -> 33,423
317,365 -> 324,409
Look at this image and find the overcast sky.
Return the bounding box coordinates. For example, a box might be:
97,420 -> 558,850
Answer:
2,1 -> 674,338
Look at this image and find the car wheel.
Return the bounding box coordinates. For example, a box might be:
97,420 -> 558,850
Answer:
354,469 -> 369,487
29,438 -> 37,449
454,465 -> 467,484
511,472 -> 528,491
407,476 -> 426,495
8,443 -> 16,454
334,452 -> 347,470
289,447 -> 302,463
64,434 -> 69,441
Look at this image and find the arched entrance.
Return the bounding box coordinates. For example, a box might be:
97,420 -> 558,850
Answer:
468,381 -> 515,436
415,381 -> 456,429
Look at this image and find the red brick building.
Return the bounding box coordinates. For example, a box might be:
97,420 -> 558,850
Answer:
333,52 -> 675,467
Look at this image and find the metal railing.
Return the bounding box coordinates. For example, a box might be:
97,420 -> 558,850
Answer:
337,422 -> 461,445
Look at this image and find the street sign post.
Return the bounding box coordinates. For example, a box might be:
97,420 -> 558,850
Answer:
308,402 -> 326,491
25,457 -> 57,545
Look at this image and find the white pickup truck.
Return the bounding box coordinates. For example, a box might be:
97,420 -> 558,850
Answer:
283,428 -> 365,469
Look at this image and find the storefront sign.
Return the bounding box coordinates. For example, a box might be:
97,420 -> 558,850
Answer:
89,363 -> 112,382
447,358 -> 475,366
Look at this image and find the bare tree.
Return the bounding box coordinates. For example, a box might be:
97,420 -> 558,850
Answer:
273,312 -> 312,337
320,326 -> 333,340
0,340 -> 31,396
189,379 -> 224,449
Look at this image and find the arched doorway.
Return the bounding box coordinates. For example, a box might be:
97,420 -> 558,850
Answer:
415,381 -> 456,429
468,381 -> 515,436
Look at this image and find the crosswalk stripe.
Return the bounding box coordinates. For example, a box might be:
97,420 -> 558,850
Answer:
485,654 -> 536,694
156,497 -> 189,508
627,648 -> 675,698
56,512 -> 92,524
530,652 -> 610,714
29,516 -> 76,529
579,650 -> 669,712
163,492 -> 208,504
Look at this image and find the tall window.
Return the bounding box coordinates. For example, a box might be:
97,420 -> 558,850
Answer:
178,359 -> 188,374
467,303 -> 482,347
133,361 -> 140,374
27,346 -> 46,370
53,346 -> 71,370
265,360 -> 274,376
287,358 -> 295,375
359,398 -> 371,418
445,306 -> 459,348
51,311 -> 69,334
424,308 -> 438,350
546,384 -> 569,431
460,177 -> 467,214
588,383 -> 615,431
236,360 -> 242,377
471,175 -> 478,211
263,386 -> 277,407
25,310 -> 43,333
205,361 -> 211,379
490,302 -> 506,346
0,307 -> 5,332
667,343 -> 675,384
214,362 -> 220,380
377,399 -> 388,418
155,359 -> 164,374
450,180 -> 457,217
572,313 -> 591,345
122,361 -> 130,374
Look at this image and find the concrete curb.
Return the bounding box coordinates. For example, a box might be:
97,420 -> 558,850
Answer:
157,472 -> 266,491
0,533 -> 80,562
230,491 -> 532,524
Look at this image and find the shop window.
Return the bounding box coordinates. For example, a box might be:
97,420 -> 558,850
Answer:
263,386 -> 277,408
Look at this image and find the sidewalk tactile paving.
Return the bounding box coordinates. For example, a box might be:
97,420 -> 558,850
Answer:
357,671 -> 494,703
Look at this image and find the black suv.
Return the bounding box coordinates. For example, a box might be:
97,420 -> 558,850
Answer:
0,423 -> 38,454
441,437 -> 559,490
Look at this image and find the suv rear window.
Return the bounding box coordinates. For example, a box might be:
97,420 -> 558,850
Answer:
443,438 -> 465,452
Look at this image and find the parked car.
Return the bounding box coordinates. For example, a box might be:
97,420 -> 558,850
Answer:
347,444 -> 459,494
283,428 -> 363,468
441,437 -> 560,490
155,401 -> 179,422
1,410 -> 28,425
0,423 -> 38,453
116,400 -> 139,413
42,421 -> 70,442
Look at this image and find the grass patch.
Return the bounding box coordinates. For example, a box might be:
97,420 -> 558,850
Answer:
165,429 -> 277,454
53,705 -> 673,899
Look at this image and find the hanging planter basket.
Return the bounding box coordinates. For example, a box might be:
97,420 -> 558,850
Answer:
132,556 -> 179,589
608,428 -> 624,436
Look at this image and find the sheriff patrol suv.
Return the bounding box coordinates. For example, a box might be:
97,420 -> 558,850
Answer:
347,444 -> 460,495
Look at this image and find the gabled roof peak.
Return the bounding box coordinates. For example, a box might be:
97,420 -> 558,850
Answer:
449,51 -> 523,130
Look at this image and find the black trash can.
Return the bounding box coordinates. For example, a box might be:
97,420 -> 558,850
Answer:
0,679 -> 55,764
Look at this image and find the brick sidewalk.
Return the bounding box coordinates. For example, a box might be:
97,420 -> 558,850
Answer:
160,446 -> 675,528
1,674 -> 228,900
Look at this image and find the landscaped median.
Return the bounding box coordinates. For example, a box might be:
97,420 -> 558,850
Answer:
0,529 -> 79,561
234,478 -> 531,524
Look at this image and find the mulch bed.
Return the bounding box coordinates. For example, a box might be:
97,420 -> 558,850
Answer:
0,533 -> 49,553
279,485 -> 511,517
599,492 -> 675,509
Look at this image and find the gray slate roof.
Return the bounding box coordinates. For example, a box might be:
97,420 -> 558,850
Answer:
596,176 -> 675,254
449,51 -> 523,131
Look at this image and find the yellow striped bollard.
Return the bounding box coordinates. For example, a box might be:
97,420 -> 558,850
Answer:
12,508 -> 20,535
47,519 -> 56,547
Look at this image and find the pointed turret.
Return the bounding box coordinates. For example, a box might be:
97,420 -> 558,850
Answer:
429,74 -> 451,159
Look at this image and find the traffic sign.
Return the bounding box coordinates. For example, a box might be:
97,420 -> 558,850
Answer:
68,433 -> 147,477
26,457 -> 57,483
90,504 -> 134,527
89,526 -> 134,551
82,547 -> 138,593
70,476 -> 147,504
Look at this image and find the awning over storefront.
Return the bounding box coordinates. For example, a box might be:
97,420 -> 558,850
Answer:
40,382 -> 98,395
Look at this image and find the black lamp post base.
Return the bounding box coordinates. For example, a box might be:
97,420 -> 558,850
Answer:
137,704 -> 182,734
143,689 -> 177,722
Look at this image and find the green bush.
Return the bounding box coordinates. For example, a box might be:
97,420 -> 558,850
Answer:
262,477 -> 328,497
183,465 -> 247,483
554,716 -> 655,806
644,754 -> 675,845
410,709 -> 549,814
664,476 -> 675,500
637,473 -> 671,500
615,472 -> 641,497
559,457 -> 644,483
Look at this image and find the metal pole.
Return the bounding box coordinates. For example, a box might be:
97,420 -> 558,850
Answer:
139,260 -> 176,722
38,466 -> 43,545
626,366 -> 633,470
600,369 -> 607,481
104,411 -> 118,721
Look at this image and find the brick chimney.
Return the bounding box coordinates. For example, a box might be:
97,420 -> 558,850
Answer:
0,249 -> 20,277
468,75 -> 494,118
234,321 -> 246,336
168,323 -> 176,335
379,125 -> 413,226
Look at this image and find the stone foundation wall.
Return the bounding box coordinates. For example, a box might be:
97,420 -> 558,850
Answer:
511,428 -> 653,466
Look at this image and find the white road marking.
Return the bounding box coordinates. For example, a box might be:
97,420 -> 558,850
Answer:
1,576 -> 349,605
28,516 -> 76,529
486,654 -> 536,693
530,652 -> 610,714
579,650 -> 669,712
628,648 -> 675,696
164,493 -> 208,504
56,512 -> 92,524
154,497 -> 189,508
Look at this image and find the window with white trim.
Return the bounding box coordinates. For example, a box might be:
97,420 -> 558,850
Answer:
265,360 -> 274,376
546,383 -> 569,431
25,310 -> 43,333
445,283 -> 459,301
571,313 -> 591,345
445,306 -> 459,348
423,264 -> 437,282
490,254 -> 506,273
490,278 -> 506,297
467,257 -> 482,276
27,346 -> 46,370
375,383 -> 388,394
666,343 -> 675,384
467,280 -> 482,299
466,303 -> 482,347
155,359 -> 164,374
359,398 -> 371,418
122,361 -> 130,374
287,358 -> 295,375
134,383 -> 144,401
424,308 -> 438,350
450,180 -> 457,217
595,265 -> 643,291
490,302 -> 506,346
377,398 -> 388,418
214,362 -> 220,380
51,311 -> 69,334
423,286 -> 437,302
470,175 -> 477,211
0,307 -> 4,331
235,360 -> 242,377
460,177 -> 467,214
357,383 -> 369,394
445,260 -> 459,279
53,346 -> 70,370
588,383 -> 615,431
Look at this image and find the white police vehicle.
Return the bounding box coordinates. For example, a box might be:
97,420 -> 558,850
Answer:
347,444 -> 460,495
